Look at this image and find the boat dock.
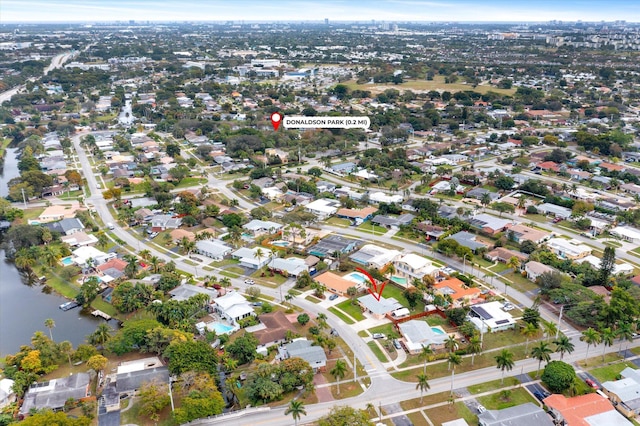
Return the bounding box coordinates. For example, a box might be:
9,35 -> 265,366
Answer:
91,310 -> 111,320
59,301 -> 79,311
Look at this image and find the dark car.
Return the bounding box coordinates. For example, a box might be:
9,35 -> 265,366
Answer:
329,293 -> 339,301
533,390 -> 550,402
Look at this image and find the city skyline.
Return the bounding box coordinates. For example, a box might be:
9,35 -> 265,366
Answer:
2,0 -> 640,23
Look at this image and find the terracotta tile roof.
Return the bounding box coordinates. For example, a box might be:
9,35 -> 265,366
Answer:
543,393 -> 614,426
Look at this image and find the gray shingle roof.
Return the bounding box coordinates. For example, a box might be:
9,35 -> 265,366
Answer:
115,367 -> 170,394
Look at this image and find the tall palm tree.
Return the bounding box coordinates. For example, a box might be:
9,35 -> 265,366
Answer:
416,373 -> 430,403
617,322 -> 635,356
59,340 -> 74,368
285,400 -> 306,426
444,335 -> 459,354
580,328 -> 602,362
521,322 -> 539,352
467,336 -> 482,366
44,318 -> 55,341
553,335 -> 575,360
42,245 -> 61,267
138,249 -> 151,260
420,344 -> 433,374
600,327 -> 616,361
90,323 -> 113,346
541,320 -> 558,342
495,349 -> 515,384
448,353 -> 462,396
149,256 -> 161,273
255,247 -> 265,269
330,359 -> 347,395
531,342 -> 552,377
480,192 -> 491,210
123,254 -> 139,278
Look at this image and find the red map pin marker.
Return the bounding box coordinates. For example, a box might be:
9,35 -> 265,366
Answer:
270,112 -> 282,131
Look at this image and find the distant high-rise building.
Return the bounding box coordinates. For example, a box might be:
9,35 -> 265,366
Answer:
325,18 -> 329,25
129,20 -> 135,25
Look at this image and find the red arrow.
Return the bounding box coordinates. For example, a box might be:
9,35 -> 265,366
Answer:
356,267 -> 388,302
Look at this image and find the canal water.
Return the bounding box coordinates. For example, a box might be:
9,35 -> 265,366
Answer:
1,147 -> 114,356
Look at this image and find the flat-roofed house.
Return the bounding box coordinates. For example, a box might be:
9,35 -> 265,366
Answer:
349,244 -> 401,270
537,203 -> 572,219
195,239 -> 233,261
357,294 -> 403,319
314,272 -> 362,296
469,301 -> 516,332
602,378 -> 640,419
243,220 -> 284,237
546,238 -> 591,260
267,257 -> 308,277
478,403 -> 553,426
393,253 -> 439,286
305,199 -> 341,220
398,320 -> 448,353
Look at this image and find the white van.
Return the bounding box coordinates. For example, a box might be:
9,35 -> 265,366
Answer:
107,223 -> 115,230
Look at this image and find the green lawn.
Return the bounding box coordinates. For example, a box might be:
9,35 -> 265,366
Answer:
211,258 -> 241,267
357,222 -> 387,235
424,402 -> 476,426
468,377 -> 520,394
174,177 -> 208,188
305,295 -> 321,304
326,217 -> 351,227
90,299 -> 118,318
367,341 -> 389,362
328,307 -> 355,324
477,388 -> 537,410
368,323 -> 397,338
589,362 -> 637,382
336,300 -> 366,321
380,283 -> 425,312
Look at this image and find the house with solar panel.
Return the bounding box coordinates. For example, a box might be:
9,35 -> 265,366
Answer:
468,301 -> 517,333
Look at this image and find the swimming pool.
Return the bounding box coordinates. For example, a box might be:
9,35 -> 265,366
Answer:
210,322 -> 235,335
431,326 -> 445,335
271,240 -> 290,247
391,276 -> 408,286
61,256 -> 74,266
345,271 -> 369,284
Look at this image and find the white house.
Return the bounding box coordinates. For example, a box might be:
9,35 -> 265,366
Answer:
0,379 -> 15,409
369,191 -> 404,204
268,257 -> 308,277
305,198 -> 341,220
349,244 -> 401,269
278,338 -> 327,372
232,247 -> 273,269
469,301 -> 517,332
393,253 -> 439,285
213,291 -> 255,325
610,226 -> 640,244
546,238 -> 591,260
195,239 -> 232,261
72,246 -> 115,266
243,220 -> 284,237
525,261 -> 555,281
398,320 -> 449,353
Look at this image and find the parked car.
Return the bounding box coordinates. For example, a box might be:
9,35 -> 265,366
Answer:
585,378 -> 599,389
477,405 -> 487,414
393,339 -> 402,350
244,279 -> 255,285
553,217 -> 563,223
533,390 -> 550,402
502,302 -> 515,311
329,293 -> 339,301
373,333 -> 385,339
251,302 -> 263,307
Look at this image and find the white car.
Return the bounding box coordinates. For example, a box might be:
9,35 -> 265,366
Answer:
477,404 -> 487,414
502,303 -> 515,311
244,279 -> 255,285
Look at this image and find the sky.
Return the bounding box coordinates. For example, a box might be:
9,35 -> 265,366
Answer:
2,0 -> 640,23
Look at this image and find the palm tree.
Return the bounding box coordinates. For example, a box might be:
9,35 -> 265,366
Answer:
531,342 -> 552,377
330,359 -> 347,394
507,256 -> 521,273
444,335 -> 459,355
541,320 -> 558,342
123,254 -> 139,278
255,247 -> 265,269
44,318 -> 55,341
90,323 -> 113,346
149,256 -> 161,273
138,249 -> 151,260
580,328 -> 602,362
617,322 -> 635,356
495,349 -> 515,384
480,192 -> 491,210
600,327 -> 616,361
59,340 -> 74,368
448,353 -> 462,396
420,344 -> 433,374
285,400 -> 306,426
553,336 -> 575,360
467,336 -> 482,366
96,232 -> 109,250
521,322 -> 539,352
416,373 -> 430,403
42,245 -> 61,267
517,196 -> 527,211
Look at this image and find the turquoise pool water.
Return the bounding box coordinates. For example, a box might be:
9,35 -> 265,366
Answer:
345,271 -> 368,284
211,322 -> 235,335
391,276 -> 408,285
431,327 -> 445,335
271,240 -> 290,247
61,256 -> 74,266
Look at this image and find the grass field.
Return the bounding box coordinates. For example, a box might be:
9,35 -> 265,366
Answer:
341,76 -> 517,96
424,401 -> 476,426
367,341 -> 389,362
477,388 -> 537,410
589,362 -> 637,382
468,377 -> 520,394
357,222 -> 387,235
328,307 -> 355,324
336,299 -> 366,321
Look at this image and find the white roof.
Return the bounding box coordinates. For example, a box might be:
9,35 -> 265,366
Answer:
369,191 -> 403,204
578,255 -> 634,275
196,239 -> 232,256
611,226 -> 640,241
268,257 -> 307,276
226,304 -> 254,319
602,378 -> 640,403
72,246 -> 106,263
396,253 -> 432,270
215,292 -> 248,311
547,238 -> 591,257
305,198 -> 340,214
398,320 -> 448,351
243,220 -> 283,232
585,409 -> 633,426
470,301 -> 516,330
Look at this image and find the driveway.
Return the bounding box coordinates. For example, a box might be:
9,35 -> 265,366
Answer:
313,374 -> 334,403
382,402 -> 412,426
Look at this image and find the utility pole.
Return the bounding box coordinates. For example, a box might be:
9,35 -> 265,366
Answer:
168,376 -> 175,412
21,188 -> 27,208
354,351 -> 357,382
556,305 -> 565,340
